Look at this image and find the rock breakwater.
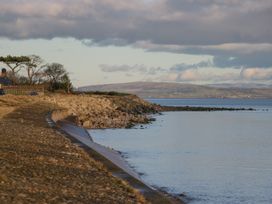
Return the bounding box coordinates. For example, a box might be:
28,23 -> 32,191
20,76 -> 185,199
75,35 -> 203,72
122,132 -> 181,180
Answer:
45,94 -> 158,129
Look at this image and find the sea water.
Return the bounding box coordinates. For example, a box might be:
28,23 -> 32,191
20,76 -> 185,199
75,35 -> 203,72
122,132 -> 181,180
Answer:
90,99 -> 272,204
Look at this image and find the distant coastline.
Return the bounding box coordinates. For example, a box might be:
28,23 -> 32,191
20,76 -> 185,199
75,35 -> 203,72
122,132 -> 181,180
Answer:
78,81 -> 272,99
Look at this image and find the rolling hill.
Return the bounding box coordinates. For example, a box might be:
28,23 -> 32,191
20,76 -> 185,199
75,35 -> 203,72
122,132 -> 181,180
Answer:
78,82 -> 272,99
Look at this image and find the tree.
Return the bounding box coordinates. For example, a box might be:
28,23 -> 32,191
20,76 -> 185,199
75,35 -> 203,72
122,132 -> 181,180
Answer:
25,55 -> 45,84
44,63 -> 68,92
0,55 -> 30,84
33,72 -> 47,85
60,73 -> 73,93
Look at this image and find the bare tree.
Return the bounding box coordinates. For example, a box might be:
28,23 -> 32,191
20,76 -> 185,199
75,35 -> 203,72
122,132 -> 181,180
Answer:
25,55 -> 45,84
33,72 -> 47,85
60,73 -> 73,93
0,55 -> 30,84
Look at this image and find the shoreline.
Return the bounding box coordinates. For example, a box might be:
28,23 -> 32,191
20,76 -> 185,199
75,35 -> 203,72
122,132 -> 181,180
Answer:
49,110 -> 185,204
0,98 -> 150,203
2,94 -> 271,203
161,106 -> 255,112
47,95 -> 258,204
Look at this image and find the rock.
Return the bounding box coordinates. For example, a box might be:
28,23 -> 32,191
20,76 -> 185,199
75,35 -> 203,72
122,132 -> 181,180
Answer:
83,120 -> 91,127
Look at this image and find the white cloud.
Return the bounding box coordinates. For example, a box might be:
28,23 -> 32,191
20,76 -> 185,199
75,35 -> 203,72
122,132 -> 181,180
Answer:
100,62 -> 272,83
133,41 -> 272,69
174,68 -> 241,83
100,64 -> 164,75
241,68 -> 272,80
134,41 -> 272,56
158,67 -> 272,83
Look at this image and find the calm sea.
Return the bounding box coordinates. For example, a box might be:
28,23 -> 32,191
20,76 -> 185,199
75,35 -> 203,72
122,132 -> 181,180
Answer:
90,99 -> 272,204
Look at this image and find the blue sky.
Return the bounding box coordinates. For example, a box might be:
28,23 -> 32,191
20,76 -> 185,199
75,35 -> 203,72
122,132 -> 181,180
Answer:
0,0 -> 272,87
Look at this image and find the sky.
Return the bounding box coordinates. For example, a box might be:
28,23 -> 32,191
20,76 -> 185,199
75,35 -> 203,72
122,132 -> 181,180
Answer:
0,0 -> 272,87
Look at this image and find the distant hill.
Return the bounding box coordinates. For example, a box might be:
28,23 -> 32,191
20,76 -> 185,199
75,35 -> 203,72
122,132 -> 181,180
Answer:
78,82 -> 272,99
207,83 -> 272,89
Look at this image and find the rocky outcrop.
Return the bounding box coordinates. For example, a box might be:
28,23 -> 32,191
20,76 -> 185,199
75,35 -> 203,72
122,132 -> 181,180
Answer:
45,94 -> 158,129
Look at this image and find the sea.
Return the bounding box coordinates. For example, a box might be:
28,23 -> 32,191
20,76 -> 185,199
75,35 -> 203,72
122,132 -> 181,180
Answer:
89,99 -> 272,204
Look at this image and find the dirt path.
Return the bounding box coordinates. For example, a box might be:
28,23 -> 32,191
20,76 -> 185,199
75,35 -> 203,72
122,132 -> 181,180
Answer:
0,107 -> 14,118
0,101 -> 146,204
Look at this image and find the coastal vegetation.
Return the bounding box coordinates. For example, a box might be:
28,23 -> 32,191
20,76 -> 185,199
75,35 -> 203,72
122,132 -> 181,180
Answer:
0,55 -> 72,93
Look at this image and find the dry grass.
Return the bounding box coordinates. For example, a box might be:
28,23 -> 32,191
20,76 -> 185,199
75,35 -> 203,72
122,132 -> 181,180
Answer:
0,95 -> 147,204
0,107 -> 14,118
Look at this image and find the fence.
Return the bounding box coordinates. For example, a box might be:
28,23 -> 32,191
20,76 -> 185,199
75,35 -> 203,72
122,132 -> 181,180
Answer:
2,85 -> 45,95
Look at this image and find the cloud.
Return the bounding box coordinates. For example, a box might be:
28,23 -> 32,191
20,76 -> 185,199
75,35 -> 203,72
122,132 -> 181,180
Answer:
100,60 -> 212,75
100,64 -> 146,72
240,68 -> 272,80
134,41 -> 272,69
100,64 -> 164,75
159,67 -> 272,83
171,68 -> 241,83
157,72 -> 237,83
1,0 -> 271,70
82,38 -> 129,47
100,62 -> 272,83
0,0 -> 271,45
170,61 -> 213,72
213,52 -> 272,68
